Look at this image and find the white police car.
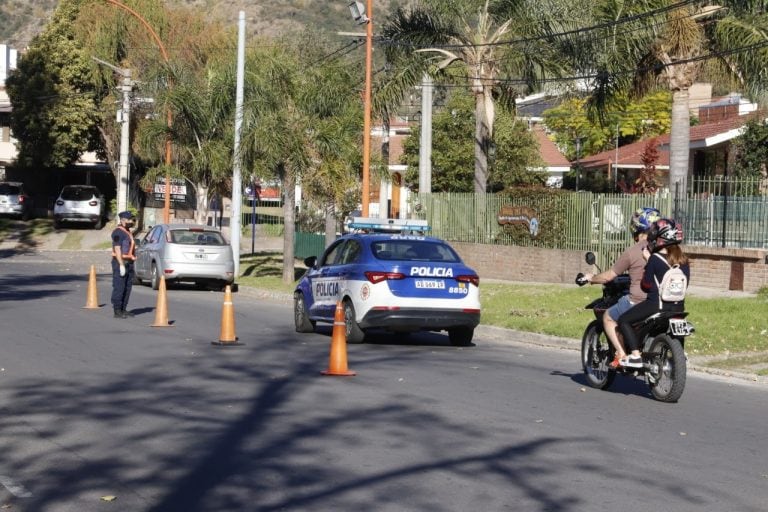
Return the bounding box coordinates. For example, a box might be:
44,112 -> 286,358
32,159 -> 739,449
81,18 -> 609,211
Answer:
293,218 -> 481,345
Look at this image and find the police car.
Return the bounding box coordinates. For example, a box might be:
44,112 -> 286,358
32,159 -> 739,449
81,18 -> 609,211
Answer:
293,218 -> 481,345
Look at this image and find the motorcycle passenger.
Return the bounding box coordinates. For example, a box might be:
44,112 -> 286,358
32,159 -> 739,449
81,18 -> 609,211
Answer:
584,207 -> 661,368
617,218 -> 690,368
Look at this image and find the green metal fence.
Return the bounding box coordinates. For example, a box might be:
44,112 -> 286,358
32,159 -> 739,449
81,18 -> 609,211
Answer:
240,177 -> 767,267
413,183 -> 767,269
295,232 -> 326,259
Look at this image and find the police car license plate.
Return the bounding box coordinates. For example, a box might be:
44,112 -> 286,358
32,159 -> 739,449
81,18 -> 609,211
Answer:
194,253 -> 208,260
415,280 -> 445,289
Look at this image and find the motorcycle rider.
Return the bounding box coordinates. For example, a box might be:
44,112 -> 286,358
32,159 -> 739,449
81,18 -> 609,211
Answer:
617,218 -> 690,368
583,207 -> 661,368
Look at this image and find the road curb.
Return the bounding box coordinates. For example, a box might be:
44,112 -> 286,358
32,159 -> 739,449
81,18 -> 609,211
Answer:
236,286 -> 766,386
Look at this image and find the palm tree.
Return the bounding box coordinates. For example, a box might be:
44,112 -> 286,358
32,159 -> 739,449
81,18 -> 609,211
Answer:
238,36 -> 363,283
380,0 -> 569,193
584,1 -> 768,200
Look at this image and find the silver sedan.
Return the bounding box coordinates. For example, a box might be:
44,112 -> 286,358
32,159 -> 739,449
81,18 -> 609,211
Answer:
134,224 -> 235,290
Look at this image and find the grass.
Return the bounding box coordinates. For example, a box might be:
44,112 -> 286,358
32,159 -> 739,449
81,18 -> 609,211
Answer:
0,218 -> 55,247
59,231 -> 84,250
237,252 -> 768,366
238,253 -> 304,294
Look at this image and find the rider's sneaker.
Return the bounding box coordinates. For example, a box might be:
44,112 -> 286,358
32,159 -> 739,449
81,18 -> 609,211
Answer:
620,355 -> 643,368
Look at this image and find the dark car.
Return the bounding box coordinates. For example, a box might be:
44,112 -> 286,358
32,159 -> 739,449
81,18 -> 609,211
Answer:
0,181 -> 33,220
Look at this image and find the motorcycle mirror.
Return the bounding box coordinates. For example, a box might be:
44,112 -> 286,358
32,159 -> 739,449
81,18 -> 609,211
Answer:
585,252 -> 596,266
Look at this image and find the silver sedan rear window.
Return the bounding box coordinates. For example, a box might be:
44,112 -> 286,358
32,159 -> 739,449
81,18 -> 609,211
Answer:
169,230 -> 226,246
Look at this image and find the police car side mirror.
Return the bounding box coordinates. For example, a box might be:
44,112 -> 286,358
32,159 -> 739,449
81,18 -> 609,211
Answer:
304,256 -> 317,269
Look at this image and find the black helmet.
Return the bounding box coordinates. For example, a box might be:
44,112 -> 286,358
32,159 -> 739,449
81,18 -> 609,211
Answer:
647,218 -> 684,252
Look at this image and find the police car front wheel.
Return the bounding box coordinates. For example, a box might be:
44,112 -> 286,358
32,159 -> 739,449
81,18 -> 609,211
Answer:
294,292 -> 315,333
343,300 -> 365,344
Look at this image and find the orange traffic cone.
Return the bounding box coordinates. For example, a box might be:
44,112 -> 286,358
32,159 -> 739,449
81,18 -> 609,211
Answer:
321,301 -> 356,376
83,264 -> 101,309
212,285 -> 242,346
150,276 -> 172,327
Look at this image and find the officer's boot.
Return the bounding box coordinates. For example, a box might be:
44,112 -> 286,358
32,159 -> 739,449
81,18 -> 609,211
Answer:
114,308 -> 126,318
122,309 -> 135,317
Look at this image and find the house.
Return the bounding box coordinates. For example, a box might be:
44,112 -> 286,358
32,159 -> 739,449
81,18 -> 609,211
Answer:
530,126 -> 571,188
577,94 -> 765,189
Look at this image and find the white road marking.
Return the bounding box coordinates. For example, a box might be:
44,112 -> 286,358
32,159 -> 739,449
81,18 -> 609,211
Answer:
0,475 -> 33,498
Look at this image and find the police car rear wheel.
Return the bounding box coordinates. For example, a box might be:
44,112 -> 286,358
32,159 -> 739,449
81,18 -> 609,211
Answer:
343,300 -> 365,344
293,292 -> 315,333
448,327 -> 473,346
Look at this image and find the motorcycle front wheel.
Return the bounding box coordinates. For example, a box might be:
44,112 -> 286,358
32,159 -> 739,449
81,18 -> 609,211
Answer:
581,320 -> 616,390
646,334 -> 687,403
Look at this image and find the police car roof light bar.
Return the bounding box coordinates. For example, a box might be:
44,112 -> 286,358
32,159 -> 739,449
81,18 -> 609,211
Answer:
348,217 -> 431,233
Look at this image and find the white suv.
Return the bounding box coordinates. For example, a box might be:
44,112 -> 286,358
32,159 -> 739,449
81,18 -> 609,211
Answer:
53,185 -> 106,229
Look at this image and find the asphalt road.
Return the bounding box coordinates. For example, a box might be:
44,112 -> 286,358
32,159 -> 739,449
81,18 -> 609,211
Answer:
1,250 -> 767,512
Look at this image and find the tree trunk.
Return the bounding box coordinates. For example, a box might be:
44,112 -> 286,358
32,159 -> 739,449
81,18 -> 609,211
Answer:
195,182 -> 209,225
324,202 -> 336,249
669,89 -> 691,210
282,167 -> 296,284
474,91 -> 493,193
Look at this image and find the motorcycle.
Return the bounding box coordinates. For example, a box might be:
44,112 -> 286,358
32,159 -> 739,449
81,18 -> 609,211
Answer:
575,252 -> 694,402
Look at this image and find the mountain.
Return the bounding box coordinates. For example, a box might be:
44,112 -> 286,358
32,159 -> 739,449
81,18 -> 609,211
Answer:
0,0 -> 396,47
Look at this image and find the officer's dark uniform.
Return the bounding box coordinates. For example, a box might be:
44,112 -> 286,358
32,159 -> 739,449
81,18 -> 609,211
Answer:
111,212 -> 136,318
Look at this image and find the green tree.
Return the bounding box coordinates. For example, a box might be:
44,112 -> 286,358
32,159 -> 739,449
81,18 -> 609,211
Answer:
543,92 -> 672,159
401,88 -> 544,191
380,0 -> 568,193
6,0 -> 101,169
238,36 -> 363,283
582,1 -> 768,197
732,119 -> 768,180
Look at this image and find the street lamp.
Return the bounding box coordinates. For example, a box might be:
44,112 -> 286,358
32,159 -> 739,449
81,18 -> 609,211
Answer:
348,0 -> 373,217
348,1 -> 368,23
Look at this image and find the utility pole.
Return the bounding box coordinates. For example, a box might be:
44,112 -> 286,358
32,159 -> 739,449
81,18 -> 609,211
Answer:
361,0 -> 373,217
93,57 -> 132,214
418,73 -> 433,194
118,69 -> 132,214
231,11 -> 246,277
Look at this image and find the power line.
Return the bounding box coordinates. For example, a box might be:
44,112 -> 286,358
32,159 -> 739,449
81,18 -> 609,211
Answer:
380,0 -> 700,51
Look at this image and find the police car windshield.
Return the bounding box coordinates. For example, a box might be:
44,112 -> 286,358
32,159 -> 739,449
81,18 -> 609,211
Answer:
372,240 -> 459,262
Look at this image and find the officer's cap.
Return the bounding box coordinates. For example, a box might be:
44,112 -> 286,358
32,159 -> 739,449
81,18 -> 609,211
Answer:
118,211 -> 136,220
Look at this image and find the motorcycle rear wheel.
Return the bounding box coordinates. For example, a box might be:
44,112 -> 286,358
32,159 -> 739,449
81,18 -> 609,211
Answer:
647,334 -> 687,403
581,320 -> 616,390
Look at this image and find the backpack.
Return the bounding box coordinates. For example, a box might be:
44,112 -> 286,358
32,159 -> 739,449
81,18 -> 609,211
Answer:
653,253 -> 687,305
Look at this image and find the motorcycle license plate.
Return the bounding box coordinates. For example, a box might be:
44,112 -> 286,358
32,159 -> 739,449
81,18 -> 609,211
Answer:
669,318 -> 694,336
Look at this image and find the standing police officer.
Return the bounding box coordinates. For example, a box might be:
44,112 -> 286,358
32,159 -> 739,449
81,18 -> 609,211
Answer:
111,211 -> 136,318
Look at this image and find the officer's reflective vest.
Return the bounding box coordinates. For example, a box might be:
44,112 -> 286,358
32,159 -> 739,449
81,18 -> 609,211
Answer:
112,226 -> 136,261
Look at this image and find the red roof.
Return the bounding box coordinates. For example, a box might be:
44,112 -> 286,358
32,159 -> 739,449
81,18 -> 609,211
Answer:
533,128 -> 570,167
580,111 -> 765,169
580,138 -> 669,169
